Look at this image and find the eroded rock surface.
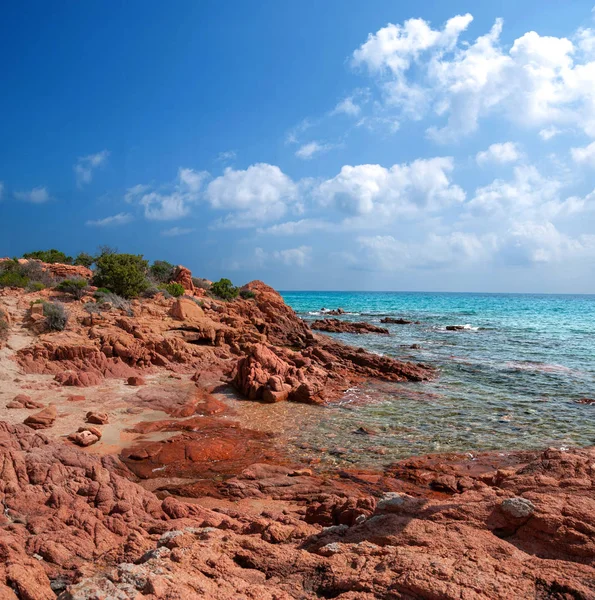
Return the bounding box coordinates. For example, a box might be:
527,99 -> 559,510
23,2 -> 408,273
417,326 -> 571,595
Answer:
311,318 -> 389,335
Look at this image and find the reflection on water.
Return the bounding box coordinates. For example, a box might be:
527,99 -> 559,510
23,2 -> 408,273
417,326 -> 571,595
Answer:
232,291 -> 595,469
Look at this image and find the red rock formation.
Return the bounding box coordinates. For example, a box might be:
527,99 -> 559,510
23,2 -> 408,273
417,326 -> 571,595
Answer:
311,318 -> 390,334
23,405 -> 57,429
172,265 -> 194,292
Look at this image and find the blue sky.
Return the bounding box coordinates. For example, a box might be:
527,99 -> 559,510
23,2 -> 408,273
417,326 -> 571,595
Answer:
2,1 -> 595,292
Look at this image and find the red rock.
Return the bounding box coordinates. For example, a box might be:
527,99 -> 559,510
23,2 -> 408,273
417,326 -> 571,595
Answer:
7,394 -> 44,409
30,303 -> 44,316
68,429 -> 100,447
55,370 -> 104,387
86,411 -> 109,425
66,394 -> 85,402
23,405 -> 57,429
169,297 -> 204,321
127,375 -> 146,386
172,265 -> 194,292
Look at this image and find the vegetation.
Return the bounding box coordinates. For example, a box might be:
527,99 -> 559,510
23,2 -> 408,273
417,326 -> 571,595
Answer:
94,290 -> 131,313
192,277 -> 211,291
83,301 -> 103,315
43,302 -> 68,331
23,249 -> 72,264
93,253 -> 149,298
27,282 -> 46,292
210,278 -> 239,301
57,278 -> 89,299
0,269 -> 29,288
73,252 -> 95,268
159,282 -> 184,297
240,289 -> 256,300
150,260 -> 175,284
0,309 -> 8,343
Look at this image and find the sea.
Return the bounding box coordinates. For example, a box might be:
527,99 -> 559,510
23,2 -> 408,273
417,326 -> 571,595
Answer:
233,291 -> 595,468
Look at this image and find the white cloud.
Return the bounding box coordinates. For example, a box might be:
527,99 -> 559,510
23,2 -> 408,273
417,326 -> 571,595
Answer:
500,221 -> 595,265
217,150 -> 237,162
476,142 -> 523,165
258,219 -> 332,236
333,96 -> 361,116
571,140 -> 595,166
285,118 -> 314,145
206,163 -> 298,227
15,186 -> 50,204
161,226 -> 195,237
356,231 -> 492,270
74,150 -> 109,187
126,168 -> 209,221
351,13 -> 595,141
272,246 -> 312,267
86,212 -> 133,227
316,157 -> 464,217
295,141 -> 334,160
539,126 -> 561,140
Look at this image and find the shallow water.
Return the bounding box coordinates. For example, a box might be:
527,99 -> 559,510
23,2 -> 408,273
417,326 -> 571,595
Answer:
234,291 -> 595,468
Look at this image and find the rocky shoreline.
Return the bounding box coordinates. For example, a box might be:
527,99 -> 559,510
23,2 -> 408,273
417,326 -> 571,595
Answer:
0,264 -> 593,599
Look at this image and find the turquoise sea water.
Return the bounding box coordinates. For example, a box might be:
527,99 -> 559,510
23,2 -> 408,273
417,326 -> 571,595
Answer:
253,291 -> 595,466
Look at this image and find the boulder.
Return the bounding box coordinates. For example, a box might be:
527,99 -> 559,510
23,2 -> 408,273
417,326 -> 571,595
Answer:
23,405 -> 57,429
7,394 -> 44,409
127,375 -> 146,386
172,265 -> 194,292
86,411 -> 109,425
169,298 -> 204,321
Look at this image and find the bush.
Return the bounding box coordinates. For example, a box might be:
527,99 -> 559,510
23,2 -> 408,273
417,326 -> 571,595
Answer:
0,270 -> 29,288
210,278 -> 239,301
93,253 -> 149,298
23,249 -> 72,264
239,289 -> 256,300
192,277 -> 211,291
57,278 -> 89,300
159,282 -> 184,297
83,301 -> 103,315
150,260 -> 175,284
27,281 -> 46,292
74,252 -> 95,268
43,302 -> 68,331
94,290 -> 131,313
0,309 -> 8,343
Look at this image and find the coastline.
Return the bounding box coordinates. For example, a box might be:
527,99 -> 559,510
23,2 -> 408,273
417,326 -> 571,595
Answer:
0,266 -> 593,598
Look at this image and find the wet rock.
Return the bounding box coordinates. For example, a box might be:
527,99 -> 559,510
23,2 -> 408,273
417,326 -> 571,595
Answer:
311,318 -> 389,334
24,405 -> 57,429
446,325 -> 466,331
380,317 -> 412,324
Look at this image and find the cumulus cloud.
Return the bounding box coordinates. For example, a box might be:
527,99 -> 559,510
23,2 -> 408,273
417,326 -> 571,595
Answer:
476,142 -> 523,165
571,141 -> 595,166
539,126 -> 561,140
499,221 -> 595,265
74,150 -> 109,187
126,168 -> 209,221
207,163 -> 298,227
356,231 -> 492,270
15,186 -> 50,204
295,141 -> 335,160
316,157 -> 464,218
86,212 -> 133,227
253,246 -> 312,268
161,226 -> 195,237
351,13 -> 595,141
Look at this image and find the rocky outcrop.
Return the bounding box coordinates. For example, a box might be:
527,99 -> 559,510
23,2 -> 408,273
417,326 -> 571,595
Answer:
23,405 -> 57,429
311,318 -> 389,335
380,316 -> 413,324
172,265 -> 194,293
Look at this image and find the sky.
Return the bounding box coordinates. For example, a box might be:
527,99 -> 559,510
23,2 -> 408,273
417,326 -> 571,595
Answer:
1,1 -> 595,293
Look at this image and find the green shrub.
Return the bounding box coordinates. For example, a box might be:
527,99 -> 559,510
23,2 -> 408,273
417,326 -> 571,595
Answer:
150,260 -> 175,284
159,282 -> 184,297
57,278 -> 89,299
239,289 -> 256,300
93,253 -> 149,298
27,281 -> 46,292
43,302 -> 68,331
94,287 -> 111,297
23,249 -> 72,264
0,270 -> 29,288
210,278 -> 239,301
74,252 -> 95,268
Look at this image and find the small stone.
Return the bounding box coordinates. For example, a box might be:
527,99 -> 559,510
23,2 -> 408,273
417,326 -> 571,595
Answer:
501,497 -> 535,518
127,376 -> 146,386
86,411 -> 109,424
